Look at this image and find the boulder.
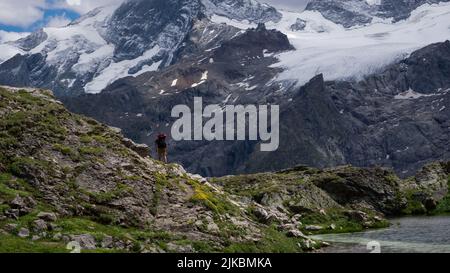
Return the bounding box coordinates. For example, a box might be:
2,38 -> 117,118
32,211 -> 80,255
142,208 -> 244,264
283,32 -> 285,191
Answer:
252,206 -> 271,224
37,212 -> 58,222
166,242 -> 195,253
206,222 -> 220,234
286,229 -> 307,239
3,223 -> 18,233
9,196 -> 36,216
344,210 -> 370,222
32,219 -> 48,232
101,235 -> 114,249
121,138 -> 150,158
70,234 -> 97,250
305,225 -> 323,231
10,196 -> 26,210
17,228 -> 30,238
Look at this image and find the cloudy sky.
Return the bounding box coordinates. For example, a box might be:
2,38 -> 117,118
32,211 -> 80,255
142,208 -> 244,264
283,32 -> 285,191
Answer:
0,0 -> 309,35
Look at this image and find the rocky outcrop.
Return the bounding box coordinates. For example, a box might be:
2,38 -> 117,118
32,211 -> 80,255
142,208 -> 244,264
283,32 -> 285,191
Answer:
1,85 -> 448,252
290,18 -> 307,31
212,162 -> 450,234
0,86 -> 320,253
121,138 -> 151,158
214,23 -> 294,61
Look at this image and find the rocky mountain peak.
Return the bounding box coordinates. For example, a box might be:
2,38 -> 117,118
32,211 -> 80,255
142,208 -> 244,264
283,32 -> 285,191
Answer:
106,0 -> 204,62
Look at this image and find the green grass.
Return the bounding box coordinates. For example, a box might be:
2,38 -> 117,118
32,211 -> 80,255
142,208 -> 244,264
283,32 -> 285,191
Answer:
299,209 -> 389,235
223,227 -> 309,253
0,173 -> 33,199
53,144 -> 76,156
211,173 -> 303,200
8,157 -> 53,178
54,217 -> 177,252
432,176 -> 450,215
0,234 -> 68,253
79,146 -> 104,156
401,189 -> 427,215
84,183 -> 133,204
187,178 -> 238,215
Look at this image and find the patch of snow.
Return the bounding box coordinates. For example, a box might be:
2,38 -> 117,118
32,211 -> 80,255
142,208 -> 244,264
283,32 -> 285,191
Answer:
0,31 -> 29,63
191,81 -> 206,88
0,44 -> 25,64
84,46 -> 161,94
201,70 -> 209,81
205,45 -> 221,52
366,0 -> 381,6
223,94 -> 232,103
394,89 -> 436,100
171,79 -> 178,87
211,15 -> 256,30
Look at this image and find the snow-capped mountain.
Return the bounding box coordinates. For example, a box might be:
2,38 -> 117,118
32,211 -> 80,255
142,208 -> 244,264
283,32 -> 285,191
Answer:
0,0 -> 280,96
210,1 -> 450,87
1,0 -> 450,96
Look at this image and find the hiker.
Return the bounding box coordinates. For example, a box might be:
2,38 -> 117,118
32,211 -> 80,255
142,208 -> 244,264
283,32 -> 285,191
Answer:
155,133 -> 168,163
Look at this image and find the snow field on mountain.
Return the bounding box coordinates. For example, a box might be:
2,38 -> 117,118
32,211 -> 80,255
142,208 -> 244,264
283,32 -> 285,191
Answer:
213,2 -> 450,87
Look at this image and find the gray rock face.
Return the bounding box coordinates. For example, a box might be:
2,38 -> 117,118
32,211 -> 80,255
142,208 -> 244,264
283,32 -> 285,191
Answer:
32,219 -> 49,232
64,40 -> 450,178
290,18 -> 307,31
376,0 -> 447,22
0,53 -> 57,94
70,234 -> 97,250
202,0 -> 282,23
61,25 -> 294,176
37,212 -> 58,222
305,0 -> 450,28
306,0 -> 372,28
214,23 -> 294,61
121,138 -> 151,158
311,166 -> 406,214
11,29 -> 48,51
106,0 -> 203,63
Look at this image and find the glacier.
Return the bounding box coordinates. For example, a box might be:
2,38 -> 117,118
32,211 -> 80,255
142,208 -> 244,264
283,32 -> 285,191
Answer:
0,0 -> 450,94
212,2 -> 450,87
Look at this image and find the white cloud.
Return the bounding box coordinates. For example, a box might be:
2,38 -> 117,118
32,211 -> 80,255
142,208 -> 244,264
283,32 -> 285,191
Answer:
0,0 -> 311,29
0,30 -> 29,42
46,15 -> 72,27
61,0 -> 124,14
0,0 -> 47,27
66,0 -> 82,6
0,0 -> 124,28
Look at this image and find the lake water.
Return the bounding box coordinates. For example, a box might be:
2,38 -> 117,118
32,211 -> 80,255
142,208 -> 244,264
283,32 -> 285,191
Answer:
311,216 -> 450,253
